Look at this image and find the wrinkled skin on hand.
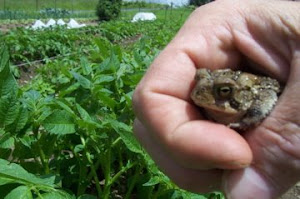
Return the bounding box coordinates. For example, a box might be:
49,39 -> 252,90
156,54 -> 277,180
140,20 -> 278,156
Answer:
132,0 -> 300,198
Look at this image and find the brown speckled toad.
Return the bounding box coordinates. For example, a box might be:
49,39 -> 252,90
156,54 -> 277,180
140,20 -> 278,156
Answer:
190,68 -> 281,130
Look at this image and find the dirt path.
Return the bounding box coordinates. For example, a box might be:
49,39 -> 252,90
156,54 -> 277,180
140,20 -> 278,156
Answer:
280,183 -> 300,199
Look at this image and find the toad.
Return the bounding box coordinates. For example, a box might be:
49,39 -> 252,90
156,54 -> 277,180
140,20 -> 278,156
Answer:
190,68 -> 281,130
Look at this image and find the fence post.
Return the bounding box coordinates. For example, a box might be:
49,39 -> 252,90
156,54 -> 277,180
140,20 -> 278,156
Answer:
36,0 -> 39,11
72,0 -> 74,14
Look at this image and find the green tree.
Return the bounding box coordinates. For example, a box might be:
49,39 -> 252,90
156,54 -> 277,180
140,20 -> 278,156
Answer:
190,0 -> 212,6
96,0 -> 122,21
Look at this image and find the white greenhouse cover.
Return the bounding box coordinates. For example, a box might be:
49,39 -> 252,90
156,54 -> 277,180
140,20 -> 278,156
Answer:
67,19 -> 86,29
57,19 -> 66,26
29,19 -> 86,30
45,18 -> 56,27
31,20 -> 46,30
132,12 -> 156,22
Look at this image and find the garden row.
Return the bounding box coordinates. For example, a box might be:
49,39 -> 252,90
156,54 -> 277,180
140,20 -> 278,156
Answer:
0,9 -> 224,199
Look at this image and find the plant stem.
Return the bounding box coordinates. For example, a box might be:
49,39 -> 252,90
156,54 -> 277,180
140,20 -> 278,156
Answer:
86,157 -> 101,182
80,136 -> 102,198
71,144 -> 88,196
102,142 -> 112,199
37,141 -> 49,174
111,137 -> 121,147
124,164 -> 140,199
109,161 -> 136,187
33,125 -> 49,174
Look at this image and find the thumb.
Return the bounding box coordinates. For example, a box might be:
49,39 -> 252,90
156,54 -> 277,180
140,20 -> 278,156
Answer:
223,168 -> 277,199
223,51 -> 300,199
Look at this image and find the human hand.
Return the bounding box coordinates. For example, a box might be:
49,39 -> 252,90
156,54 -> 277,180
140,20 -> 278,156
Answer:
132,0 -> 300,198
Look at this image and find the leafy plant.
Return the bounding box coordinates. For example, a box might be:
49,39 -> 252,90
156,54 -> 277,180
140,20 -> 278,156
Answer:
0,9 -> 225,198
189,0 -> 212,6
39,8 -> 71,18
96,0 -> 122,21
0,44 -> 74,198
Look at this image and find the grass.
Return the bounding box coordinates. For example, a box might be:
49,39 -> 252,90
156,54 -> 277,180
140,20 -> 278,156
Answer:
0,0 -> 167,11
0,0 -> 98,11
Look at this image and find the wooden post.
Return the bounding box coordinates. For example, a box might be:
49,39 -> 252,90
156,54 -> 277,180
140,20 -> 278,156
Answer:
72,0 -> 74,14
36,0 -> 39,11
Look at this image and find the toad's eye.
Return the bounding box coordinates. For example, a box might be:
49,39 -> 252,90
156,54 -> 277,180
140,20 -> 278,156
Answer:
214,85 -> 233,99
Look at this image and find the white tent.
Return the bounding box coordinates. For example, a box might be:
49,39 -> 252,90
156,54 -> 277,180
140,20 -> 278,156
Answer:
132,12 -> 156,22
57,19 -> 66,26
45,18 -> 56,27
31,20 -> 46,30
67,19 -> 86,29
29,19 -> 86,30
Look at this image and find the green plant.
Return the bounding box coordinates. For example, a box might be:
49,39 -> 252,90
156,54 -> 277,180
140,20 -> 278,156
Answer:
96,0 -> 122,21
0,44 -> 74,198
0,8 -> 225,198
189,0 -> 212,6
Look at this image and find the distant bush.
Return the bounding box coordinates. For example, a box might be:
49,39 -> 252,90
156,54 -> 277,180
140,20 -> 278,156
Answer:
189,0 -> 212,6
96,0 -> 122,21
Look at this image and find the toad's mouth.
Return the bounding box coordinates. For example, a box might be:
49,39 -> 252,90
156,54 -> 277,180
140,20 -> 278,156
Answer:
200,100 -> 239,114
204,108 -> 245,125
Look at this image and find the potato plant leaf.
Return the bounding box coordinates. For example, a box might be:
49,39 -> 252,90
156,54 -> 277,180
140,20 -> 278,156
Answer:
109,120 -> 142,154
37,107 -> 53,124
0,44 -> 9,73
143,176 -> 160,186
55,100 -> 75,116
94,38 -> 110,61
0,48 -> 17,98
78,194 -> 97,199
76,103 -> 92,121
0,95 -> 19,127
4,185 -> 32,199
70,71 -> 92,89
0,159 -> 55,186
0,133 -> 14,149
40,191 -> 75,199
9,106 -> 28,133
59,82 -> 80,97
80,57 -> 92,76
93,75 -> 115,85
75,103 -> 101,129
98,49 -> 119,73
42,110 -> 75,135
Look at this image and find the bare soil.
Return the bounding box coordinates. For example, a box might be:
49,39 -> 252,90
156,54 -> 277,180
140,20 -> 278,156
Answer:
0,22 -> 31,32
280,183 -> 300,199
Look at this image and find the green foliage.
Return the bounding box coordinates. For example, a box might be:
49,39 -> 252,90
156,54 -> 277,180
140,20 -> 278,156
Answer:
0,159 -> 74,198
96,0 -> 122,21
189,0 -> 212,6
3,27 -> 88,64
0,9 -> 224,198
